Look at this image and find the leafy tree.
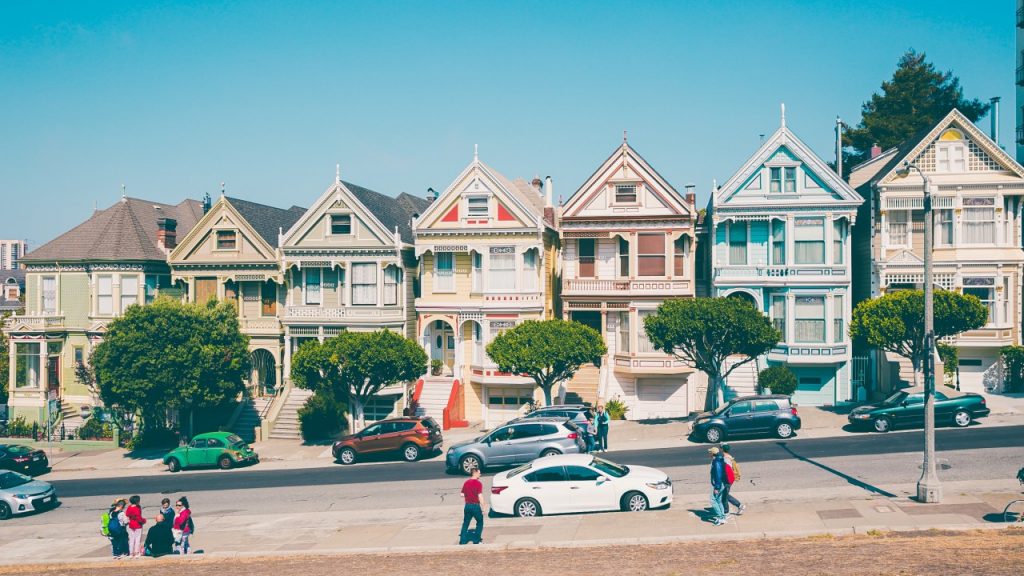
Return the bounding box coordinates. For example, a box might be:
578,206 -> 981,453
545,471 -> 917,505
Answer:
291,330 -> 427,429
486,319 -> 606,406
842,50 -> 989,172
850,290 -> 987,387
758,365 -> 797,396
937,342 -> 959,384
644,297 -> 780,411
1001,346 -> 1024,393
91,297 -> 250,436
0,311 -> 9,404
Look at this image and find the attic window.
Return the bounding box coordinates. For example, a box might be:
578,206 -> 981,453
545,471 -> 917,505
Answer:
331,214 -> 352,235
467,196 -> 489,217
615,184 -> 638,204
770,167 -> 797,193
216,230 -> 237,250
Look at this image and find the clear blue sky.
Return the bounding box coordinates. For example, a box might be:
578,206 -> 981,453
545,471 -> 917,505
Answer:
0,1 -> 1012,247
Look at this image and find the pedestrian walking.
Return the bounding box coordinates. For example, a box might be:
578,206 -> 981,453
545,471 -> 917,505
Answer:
145,498 -> 175,557
595,404 -> 610,452
708,447 -> 728,526
721,443 -> 746,515
125,495 -> 146,557
459,467 -> 485,545
105,499 -> 129,559
172,496 -> 194,554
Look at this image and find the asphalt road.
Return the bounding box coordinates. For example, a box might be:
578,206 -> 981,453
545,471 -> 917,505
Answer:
48,424 -> 1023,498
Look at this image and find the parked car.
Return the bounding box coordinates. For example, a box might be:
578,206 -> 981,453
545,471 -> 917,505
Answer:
333,416 -> 443,465
0,470 -> 58,520
489,453 -> 672,517
847,386 -> 990,432
0,444 -> 49,476
689,395 -> 801,443
163,432 -> 259,472
512,404 -> 590,426
446,417 -> 586,475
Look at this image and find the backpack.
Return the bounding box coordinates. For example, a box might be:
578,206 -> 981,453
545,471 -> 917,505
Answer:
100,512 -> 111,536
187,516 -> 195,534
107,512 -> 125,536
724,461 -> 736,485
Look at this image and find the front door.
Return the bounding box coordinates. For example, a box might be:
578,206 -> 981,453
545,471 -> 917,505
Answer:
897,393 -> 925,428
184,438 -> 207,467
431,322 -> 455,372
724,401 -> 755,434
484,426 -> 517,465
564,465 -> 616,512
357,423 -> 386,453
523,465 -> 573,515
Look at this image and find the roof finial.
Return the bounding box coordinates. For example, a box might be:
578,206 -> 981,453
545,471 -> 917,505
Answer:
623,130 -> 628,145
121,183 -> 126,201
780,102 -> 786,128
474,143 -> 479,162
220,182 -> 225,197
336,163 -> 341,184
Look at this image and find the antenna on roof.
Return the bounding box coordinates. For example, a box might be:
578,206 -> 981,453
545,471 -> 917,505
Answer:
623,130 -> 628,144
121,184 -> 127,203
474,144 -> 479,162
336,163 -> 341,184
220,182 -> 226,197
780,102 -> 786,128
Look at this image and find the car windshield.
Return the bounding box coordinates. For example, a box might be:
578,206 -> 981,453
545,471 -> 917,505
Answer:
226,434 -> 244,445
6,445 -> 31,455
0,471 -> 31,490
590,457 -> 628,478
231,441 -> 248,450
883,391 -> 908,405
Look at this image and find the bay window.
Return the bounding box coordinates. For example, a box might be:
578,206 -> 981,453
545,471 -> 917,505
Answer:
523,249 -> 538,291
728,222 -> 747,265
618,237 -> 630,277
383,266 -> 400,306
577,239 -> 595,278
935,209 -> 954,246
833,295 -> 845,343
434,252 -> 454,291
963,277 -> 995,325
617,312 -> 630,353
97,275 -> 113,315
304,269 -> 321,305
638,233 -> 666,276
771,220 -> 786,265
352,263 -> 378,305
41,276 -> 56,314
887,211 -> 909,246
15,342 -> 40,388
794,296 -> 826,343
962,198 -> 995,244
771,295 -> 786,341
832,220 -> 845,264
637,310 -> 656,353
794,218 -> 825,265
121,275 -> 138,310
673,236 -> 687,276
471,252 -> 482,292
489,247 -> 516,290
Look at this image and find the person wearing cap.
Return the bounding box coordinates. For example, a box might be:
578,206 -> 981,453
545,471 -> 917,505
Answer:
721,443 -> 746,515
708,447 -> 728,525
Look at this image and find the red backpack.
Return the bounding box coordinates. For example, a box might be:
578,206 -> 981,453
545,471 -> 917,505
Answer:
724,461 -> 736,485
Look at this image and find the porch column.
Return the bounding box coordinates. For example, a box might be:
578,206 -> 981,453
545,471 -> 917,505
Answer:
282,328 -> 292,389
7,338 -> 15,393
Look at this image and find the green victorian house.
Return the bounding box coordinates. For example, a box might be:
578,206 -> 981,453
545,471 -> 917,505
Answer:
3,196 -> 202,431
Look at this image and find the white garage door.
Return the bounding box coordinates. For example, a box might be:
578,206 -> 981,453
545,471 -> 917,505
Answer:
634,377 -> 688,420
485,387 -> 534,428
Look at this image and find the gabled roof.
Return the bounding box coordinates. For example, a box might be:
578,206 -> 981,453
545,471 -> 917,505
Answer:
714,121 -> 863,209
225,197 -> 306,248
22,197 -> 203,263
346,183 -> 430,243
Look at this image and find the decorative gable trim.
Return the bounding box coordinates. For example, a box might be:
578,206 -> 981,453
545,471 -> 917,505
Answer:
886,249 -> 924,265
414,157 -> 541,233
169,197 -> 277,264
282,179 -> 399,251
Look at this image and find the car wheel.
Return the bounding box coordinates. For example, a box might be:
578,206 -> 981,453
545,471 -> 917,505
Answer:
514,498 -> 541,517
622,491 -> 649,512
0,502 -> 11,520
167,458 -> 181,473
775,422 -> 794,439
540,448 -> 561,457
704,426 -> 724,443
873,417 -> 892,433
953,410 -> 972,428
460,454 -> 482,475
218,455 -> 233,470
401,443 -> 420,462
338,447 -> 357,465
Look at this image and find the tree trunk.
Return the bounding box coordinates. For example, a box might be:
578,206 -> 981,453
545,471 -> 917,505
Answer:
541,384 -> 553,406
911,357 -> 921,388
351,397 -> 365,432
704,374 -> 723,412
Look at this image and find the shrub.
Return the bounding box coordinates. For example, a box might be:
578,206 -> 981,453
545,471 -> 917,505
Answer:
1001,346 -> 1024,393
77,417 -> 113,441
758,365 -> 798,397
430,359 -> 443,376
132,427 -> 179,449
4,415 -> 34,438
604,399 -> 629,420
299,392 -> 348,442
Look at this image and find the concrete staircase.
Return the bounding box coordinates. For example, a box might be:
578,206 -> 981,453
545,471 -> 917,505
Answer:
52,401 -> 83,441
416,377 -> 455,423
231,396 -> 272,443
723,357 -> 759,401
268,388 -> 313,441
564,363 -> 599,406
885,351 -> 919,389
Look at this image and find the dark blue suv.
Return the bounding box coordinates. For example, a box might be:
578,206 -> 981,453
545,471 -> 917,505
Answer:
689,395 -> 801,443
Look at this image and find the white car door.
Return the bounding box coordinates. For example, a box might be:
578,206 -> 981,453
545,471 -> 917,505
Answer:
522,465 -> 573,514
565,465 -> 619,512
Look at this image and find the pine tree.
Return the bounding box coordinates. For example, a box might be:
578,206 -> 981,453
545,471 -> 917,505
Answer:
843,50 -> 989,172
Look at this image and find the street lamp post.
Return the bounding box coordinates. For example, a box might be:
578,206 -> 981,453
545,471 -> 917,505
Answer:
897,161 -> 942,503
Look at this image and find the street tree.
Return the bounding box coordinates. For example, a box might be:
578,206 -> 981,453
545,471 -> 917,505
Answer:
0,311 -> 9,404
842,50 -> 989,172
644,297 -> 780,411
486,319 -> 606,406
849,289 -> 987,386
91,297 -> 250,436
291,330 -> 427,429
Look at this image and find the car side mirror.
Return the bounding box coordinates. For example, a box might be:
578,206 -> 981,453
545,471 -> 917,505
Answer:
901,401 -> 908,407
597,476 -> 609,485
723,410 -> 731,417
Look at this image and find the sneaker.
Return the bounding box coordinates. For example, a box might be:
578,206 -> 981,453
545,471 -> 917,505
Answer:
737,504 -> 747,515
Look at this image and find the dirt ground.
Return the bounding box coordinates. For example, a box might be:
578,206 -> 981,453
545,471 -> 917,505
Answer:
3,529 -> 1022,576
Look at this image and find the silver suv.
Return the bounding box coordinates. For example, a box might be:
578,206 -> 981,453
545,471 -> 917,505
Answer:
445,418 -> 585,475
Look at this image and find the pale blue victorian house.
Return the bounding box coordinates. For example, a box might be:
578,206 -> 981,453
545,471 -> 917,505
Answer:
708,112 -> 864,406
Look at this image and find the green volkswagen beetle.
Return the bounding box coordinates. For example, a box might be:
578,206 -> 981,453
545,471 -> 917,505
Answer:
847,386 -> 991,433
163,432 -> 259,472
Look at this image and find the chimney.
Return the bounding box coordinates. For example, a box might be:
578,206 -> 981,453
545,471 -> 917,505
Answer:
543,176 -> 553,208
202,193 -> 212,214
870,143 -> 882,159
531,176 -> 543,193
426,187 -> 437,204
684,183 -> 696,207
157,217 -> 178,250
990,96 -> 1001,146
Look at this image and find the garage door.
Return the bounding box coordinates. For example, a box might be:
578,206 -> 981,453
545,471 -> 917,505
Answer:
485,387 -> 534,428
634,377 -> 688,420
956,353 -> 997,393
791,367 -> 836,406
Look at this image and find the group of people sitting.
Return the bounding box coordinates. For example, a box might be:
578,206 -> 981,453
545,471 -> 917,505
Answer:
104,495 -> 194,558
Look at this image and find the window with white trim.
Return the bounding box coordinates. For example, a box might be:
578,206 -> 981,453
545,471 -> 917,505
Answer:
471,252 -> 482,292
963,277 -> 995,326
383,266 -> 400,306
618,237 -> 629,277
769,167 -> 782,193
794,218 -> 825,265
832,220 -> 846,264
771,219 -> 786,265
489,247 -> 516,290
15,342 -> 40,388
887,210 -> 909,246
637,233 -> 666,277
771,295 -> 786,341
330,214 -> 352,235
467,196 -> 489,217
523,249 -> 538,291
304,269 -> 322,305
794,296 -> 825,343
121,275 -> 138,311
637,310 -> 656,353
728,222 -> 747,265
614,184 -> 638,204
434,252 -> 454,292
962,198 -> 995,244
617,311 -> 630,353
833,295 -> 844,343
935,209 -> 954,246
97,275 -> 113,315
41,276 -> 56,314
936,138 -> 966,173
216,230 -> 237,250
352,263 -> 377,305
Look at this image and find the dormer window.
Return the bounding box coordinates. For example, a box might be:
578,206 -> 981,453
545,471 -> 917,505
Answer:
331,214 -> 352,235
467,196 -> 489,217
615,184 -> 638,204
936,129 -> 966,173
216,230 -> 237,250
769,167 -> 797,193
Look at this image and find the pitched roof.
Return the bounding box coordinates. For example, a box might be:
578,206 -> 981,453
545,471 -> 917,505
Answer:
225,197 -> 306,248
22,197 -> 203,263
346,182 -> 430,243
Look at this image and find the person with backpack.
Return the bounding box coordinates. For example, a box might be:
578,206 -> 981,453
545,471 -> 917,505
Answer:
721,443 -> 746,515
125,495 -> 147,557
172,496 -> 194,554
105,499 -> 129,558
708,447 -> 728,526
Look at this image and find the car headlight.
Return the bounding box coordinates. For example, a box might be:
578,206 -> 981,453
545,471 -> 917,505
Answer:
14,494 -> 28,500
852,413 -> 871,419
646,481 -> 671,490
696,418 -> 709,425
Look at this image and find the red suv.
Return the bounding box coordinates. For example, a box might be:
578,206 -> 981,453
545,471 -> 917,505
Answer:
333,417 -> 443,465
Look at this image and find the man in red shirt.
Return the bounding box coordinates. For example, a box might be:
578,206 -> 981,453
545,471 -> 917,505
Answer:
459,467 -> 485,545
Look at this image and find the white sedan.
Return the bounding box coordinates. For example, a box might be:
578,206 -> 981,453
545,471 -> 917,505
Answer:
489,453 -> 672,517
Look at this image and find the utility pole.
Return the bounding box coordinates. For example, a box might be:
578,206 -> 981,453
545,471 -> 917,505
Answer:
898,161 -> 941,503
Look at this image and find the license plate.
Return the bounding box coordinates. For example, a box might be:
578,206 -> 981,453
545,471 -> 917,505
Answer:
43,496 -> 53,503
32,456 -> 41,461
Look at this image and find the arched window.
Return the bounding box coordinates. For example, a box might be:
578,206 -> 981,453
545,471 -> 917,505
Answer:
936,129 -> 966,173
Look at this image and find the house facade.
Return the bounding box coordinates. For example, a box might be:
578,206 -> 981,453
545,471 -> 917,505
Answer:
1,269 -> 25,314
3,197 -> 202,426
279,174 -> 428,421
558,141 -> 701,419
168,195 -> 305,397
850,109 -> 1024,394
413,154 -> 558,427
710,117 -> 864,406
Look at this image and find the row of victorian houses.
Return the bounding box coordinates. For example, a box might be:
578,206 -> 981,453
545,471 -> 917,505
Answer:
5,108 -> 1023,436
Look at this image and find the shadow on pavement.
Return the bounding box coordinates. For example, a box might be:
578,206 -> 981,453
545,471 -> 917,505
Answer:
776,441 -> 897,498
687,507 -> 718,523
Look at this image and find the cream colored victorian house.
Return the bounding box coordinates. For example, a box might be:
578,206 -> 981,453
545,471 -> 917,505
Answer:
559,141 -> 701,418
413,153 -> 558,427
851,109 -> 1024,394
168,195 -> 305,397
279,173 -> 428,422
